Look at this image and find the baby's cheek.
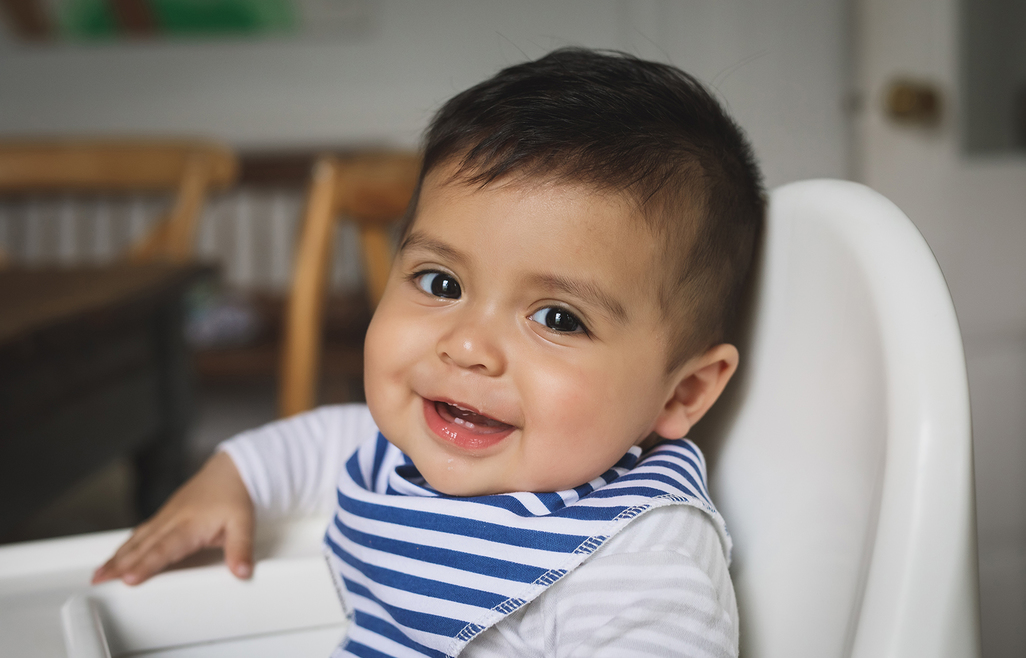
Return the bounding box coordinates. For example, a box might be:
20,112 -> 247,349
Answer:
361,340 -> 388,407
365,306 -> 415,381
527,358 -> 592,411
363,326 -> 408,431
531,380 -> 614,451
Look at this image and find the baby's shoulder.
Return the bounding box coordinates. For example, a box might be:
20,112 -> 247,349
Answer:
600,504 -> 725,561
468,505 -> 739,657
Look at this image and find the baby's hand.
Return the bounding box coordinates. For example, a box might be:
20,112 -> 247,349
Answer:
92,451 -> 254,586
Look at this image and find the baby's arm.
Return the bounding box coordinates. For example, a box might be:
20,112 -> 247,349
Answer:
93,403 -> 377,586
218,403 -> 376,519
92,451 -> 253,585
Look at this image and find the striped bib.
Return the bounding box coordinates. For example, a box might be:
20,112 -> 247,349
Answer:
324,433 -> 729,658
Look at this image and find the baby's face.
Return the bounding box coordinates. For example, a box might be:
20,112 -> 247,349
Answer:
363,170 -> 682,496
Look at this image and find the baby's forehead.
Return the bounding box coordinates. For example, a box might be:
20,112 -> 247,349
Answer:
421,166 -> 675,259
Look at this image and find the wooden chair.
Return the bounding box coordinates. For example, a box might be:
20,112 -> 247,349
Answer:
280,152 -> 420,418
0,140 -> 238,264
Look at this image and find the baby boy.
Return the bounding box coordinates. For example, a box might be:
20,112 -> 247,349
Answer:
95,48 -> 764,657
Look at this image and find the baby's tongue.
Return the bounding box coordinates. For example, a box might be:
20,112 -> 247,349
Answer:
436,401 -> 511,429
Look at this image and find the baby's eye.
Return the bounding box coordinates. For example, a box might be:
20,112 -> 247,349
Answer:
529,307 -> 587,334
416,271 -> 462,299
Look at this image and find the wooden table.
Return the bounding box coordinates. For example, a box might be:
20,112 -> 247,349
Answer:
0,263 -> 210,539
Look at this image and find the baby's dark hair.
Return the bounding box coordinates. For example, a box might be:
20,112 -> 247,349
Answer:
406,47 -> 764,371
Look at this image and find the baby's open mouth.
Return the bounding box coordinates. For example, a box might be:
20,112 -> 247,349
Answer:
433,401 -> 513,433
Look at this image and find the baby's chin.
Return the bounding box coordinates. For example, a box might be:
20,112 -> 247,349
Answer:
428,481 -> 546,497
416,459 -> 595,497
413,460 -> 509,497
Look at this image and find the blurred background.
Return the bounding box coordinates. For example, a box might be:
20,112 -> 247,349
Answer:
0,0 -> 1022,655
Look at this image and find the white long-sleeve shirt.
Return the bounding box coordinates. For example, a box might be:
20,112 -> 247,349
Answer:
220,404 -> 738,657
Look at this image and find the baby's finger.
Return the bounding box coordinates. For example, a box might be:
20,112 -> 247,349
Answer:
223,515 -> 254,580
92,537 -> 163,584
91,523 -> 161,584
91,564 -> 114,584
118,528 -> 203,586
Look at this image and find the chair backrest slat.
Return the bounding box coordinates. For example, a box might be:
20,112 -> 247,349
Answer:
0,140 -> 238,263
279,152 -> 419,418
0,141 -> 236,192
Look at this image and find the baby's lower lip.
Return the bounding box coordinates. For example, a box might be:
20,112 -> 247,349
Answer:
422,398 -> 515,451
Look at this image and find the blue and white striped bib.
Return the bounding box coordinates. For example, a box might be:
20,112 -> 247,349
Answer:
324,433 -> 729,658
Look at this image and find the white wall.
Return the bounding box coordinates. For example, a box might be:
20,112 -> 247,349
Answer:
0,0 -> 851,189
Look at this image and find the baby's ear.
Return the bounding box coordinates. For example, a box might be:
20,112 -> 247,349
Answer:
651,344 -> 739,440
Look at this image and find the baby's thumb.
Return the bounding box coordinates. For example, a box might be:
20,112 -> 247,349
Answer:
224,515 -> 254,579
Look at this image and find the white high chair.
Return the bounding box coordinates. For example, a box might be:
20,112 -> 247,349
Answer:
0,180 -> 981,657
692,179 -> 981,658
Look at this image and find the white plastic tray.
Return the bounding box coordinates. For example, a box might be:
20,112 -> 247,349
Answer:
0,517 -> 347,658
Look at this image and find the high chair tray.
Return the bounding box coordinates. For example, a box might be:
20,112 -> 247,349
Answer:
0,517 -> 347,657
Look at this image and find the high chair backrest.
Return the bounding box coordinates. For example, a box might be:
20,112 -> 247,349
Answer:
692,180 -> 981,658
280,152 -> 420,418
0,140 -> 237,263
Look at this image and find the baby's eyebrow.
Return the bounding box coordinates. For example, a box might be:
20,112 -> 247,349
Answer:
398,232 -> 470,269
528,273 -> 629,326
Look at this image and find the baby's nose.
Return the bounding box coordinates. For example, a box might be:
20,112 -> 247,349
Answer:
436,316 -> 506,376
